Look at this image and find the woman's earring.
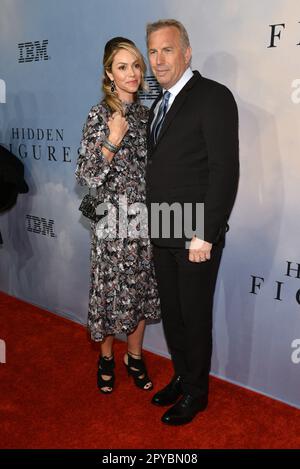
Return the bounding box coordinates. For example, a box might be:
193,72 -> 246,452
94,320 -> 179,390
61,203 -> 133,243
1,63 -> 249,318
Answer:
110,80 -> 115,92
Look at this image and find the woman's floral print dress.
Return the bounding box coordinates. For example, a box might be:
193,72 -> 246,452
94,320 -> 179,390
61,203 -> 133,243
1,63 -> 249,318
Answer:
75,100 -> 160,341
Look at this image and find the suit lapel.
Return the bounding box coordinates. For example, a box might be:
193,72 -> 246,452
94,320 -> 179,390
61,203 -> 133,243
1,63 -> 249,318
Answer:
153,71 -> 201,149
156,90 -> 187,143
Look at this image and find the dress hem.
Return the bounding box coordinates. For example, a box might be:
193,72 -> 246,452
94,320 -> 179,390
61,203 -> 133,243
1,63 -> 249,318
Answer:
87,314 -> 160,342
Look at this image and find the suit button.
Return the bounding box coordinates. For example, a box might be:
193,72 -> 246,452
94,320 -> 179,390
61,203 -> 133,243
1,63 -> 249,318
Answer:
148,160 -> 152,165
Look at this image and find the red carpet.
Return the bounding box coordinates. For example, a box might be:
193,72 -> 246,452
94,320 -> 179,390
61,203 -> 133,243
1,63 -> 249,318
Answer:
0,291 -> 299,449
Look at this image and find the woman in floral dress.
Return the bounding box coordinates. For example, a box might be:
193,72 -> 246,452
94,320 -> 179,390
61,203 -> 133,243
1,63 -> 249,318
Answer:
75,37 -> 160,394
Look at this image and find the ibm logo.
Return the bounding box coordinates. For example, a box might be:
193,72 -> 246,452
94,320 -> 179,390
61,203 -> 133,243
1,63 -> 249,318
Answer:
26,215 -> 57,237
18,40 -> 50,63
0,79 -> 6,103
0,339 -> 6,364
139,75 -> 161,101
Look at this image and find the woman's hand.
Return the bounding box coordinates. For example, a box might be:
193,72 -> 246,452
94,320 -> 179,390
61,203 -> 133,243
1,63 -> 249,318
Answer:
107,112 -> 129,146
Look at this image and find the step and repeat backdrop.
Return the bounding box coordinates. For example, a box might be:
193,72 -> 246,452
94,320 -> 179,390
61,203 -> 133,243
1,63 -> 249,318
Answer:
0,0 -> 299,408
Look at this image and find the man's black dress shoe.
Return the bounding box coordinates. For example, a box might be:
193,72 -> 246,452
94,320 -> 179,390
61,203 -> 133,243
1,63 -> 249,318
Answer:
161,394 -> 208,425
151,375 -> 182,406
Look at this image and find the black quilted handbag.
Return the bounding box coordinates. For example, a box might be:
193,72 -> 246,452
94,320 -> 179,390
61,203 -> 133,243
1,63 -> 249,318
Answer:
79,189 -> 100,222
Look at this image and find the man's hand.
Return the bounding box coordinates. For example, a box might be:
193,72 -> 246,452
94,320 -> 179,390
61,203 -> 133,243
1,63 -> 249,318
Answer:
189,236 -> 212,263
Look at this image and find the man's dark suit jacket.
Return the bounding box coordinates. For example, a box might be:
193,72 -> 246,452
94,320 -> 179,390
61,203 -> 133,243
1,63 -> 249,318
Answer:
146,70 -> 239,248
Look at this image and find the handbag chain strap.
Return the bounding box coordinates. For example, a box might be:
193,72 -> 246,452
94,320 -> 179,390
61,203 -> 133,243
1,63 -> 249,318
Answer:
88,187 -> 97,197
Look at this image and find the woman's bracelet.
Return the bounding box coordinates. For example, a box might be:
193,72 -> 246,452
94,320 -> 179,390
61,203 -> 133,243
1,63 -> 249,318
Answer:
102,138 -> 121,154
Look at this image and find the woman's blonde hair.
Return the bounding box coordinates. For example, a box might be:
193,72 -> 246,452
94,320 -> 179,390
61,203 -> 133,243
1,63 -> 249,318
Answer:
102,37 -> 147,115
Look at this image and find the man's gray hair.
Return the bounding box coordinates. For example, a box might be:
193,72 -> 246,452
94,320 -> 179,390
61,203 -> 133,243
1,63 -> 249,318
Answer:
146,19 -> 191,51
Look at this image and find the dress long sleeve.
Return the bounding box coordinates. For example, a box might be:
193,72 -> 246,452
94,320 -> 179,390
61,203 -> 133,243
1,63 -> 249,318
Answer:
75,105 -> 112,188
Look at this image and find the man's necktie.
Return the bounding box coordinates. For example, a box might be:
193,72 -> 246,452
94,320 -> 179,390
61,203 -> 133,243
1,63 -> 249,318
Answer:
151,90 -> 171,144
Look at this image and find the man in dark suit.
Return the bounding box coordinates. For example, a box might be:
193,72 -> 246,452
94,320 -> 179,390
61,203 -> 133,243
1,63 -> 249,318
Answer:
145,19 -> 239,425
